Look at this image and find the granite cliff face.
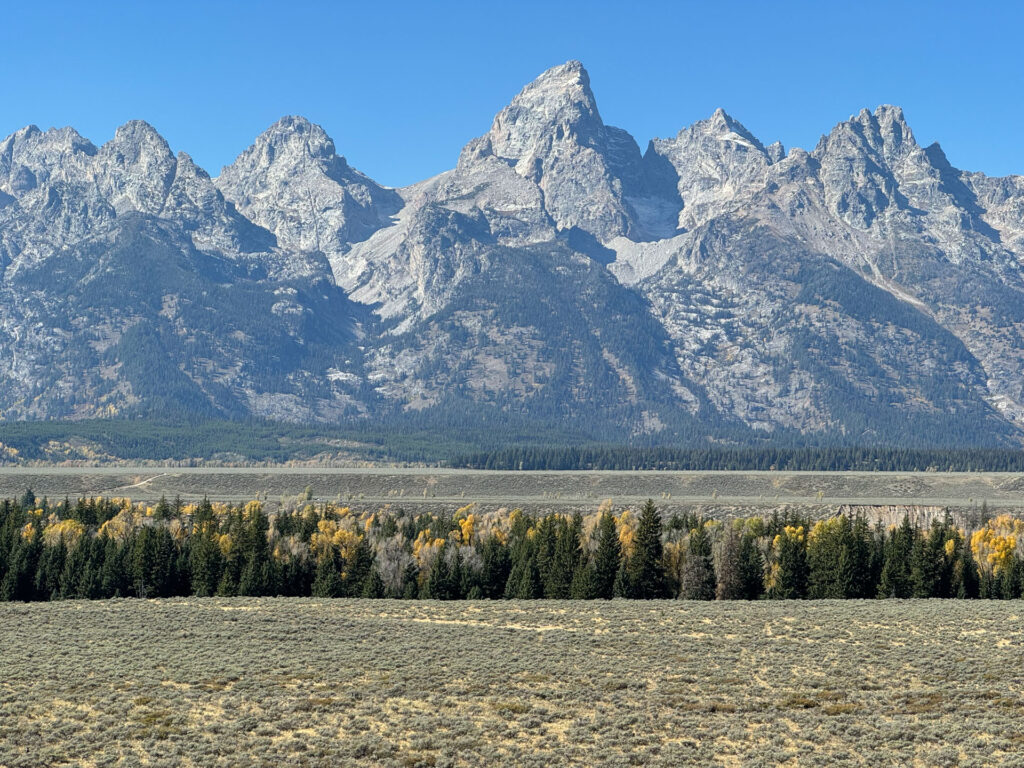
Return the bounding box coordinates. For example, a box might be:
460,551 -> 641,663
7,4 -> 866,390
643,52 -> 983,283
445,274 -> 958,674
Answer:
0,121 -> 364,422
2,61 -> 1024,446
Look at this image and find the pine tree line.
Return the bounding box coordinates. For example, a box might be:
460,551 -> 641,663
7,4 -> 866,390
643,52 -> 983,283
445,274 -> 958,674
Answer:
452,445 -> 1024,472
2,492 -> 1022,602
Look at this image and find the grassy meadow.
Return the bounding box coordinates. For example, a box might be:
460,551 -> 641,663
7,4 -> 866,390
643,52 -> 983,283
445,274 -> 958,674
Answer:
2,599 -> 1022,767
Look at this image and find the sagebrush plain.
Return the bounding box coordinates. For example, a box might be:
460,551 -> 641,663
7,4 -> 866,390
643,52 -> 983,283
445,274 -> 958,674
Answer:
2,599 -> 1022,767
1,467 -> 1022,516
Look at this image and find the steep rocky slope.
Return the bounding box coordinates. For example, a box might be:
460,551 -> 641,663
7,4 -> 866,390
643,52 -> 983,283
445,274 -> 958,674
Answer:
2,61 -> 1023,447
0,121 -> 365,421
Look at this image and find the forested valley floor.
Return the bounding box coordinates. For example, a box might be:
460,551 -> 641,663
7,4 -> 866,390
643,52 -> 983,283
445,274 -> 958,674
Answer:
3,492 -> 1023,602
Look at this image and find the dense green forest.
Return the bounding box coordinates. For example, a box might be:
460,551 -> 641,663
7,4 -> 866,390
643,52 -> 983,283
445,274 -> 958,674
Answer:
452,445 -> 1024,471
2,492 -> 1022,602
4,418 -> 1024,470
0,418 -> 585,464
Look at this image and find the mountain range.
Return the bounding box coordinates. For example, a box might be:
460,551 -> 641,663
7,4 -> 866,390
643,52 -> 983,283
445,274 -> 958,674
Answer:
2,60 -> 1024,448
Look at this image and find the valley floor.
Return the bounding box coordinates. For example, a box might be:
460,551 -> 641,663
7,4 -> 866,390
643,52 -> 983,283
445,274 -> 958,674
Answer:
1,599 -> 1021,767
1,467 -> 1023,517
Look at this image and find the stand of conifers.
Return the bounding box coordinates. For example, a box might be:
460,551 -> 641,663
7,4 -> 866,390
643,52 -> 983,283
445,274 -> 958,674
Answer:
1,491 -> 1021,601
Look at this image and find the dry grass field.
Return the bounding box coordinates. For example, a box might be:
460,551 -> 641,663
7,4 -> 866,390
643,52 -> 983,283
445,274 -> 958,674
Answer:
1,467 -> 1023,517
2,599 -> 1023,767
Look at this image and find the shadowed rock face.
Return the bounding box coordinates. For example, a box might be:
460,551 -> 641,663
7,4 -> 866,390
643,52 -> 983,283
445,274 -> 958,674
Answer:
2,61 -> 1024,446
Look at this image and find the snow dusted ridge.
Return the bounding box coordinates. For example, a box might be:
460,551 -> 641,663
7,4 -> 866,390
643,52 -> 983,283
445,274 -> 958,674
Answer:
1,60 -> 1024,446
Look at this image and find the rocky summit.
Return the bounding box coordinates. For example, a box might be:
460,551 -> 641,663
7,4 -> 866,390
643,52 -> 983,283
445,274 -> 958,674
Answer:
2,61 -> 1023,447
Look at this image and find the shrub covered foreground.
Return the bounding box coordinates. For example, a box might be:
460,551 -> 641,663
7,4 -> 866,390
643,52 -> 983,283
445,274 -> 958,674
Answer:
1,600 -> 1023,767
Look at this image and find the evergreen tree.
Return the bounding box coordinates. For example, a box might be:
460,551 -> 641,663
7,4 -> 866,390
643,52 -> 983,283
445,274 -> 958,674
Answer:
190,525 -> 223,597
361,568 -> 386,598
545,516 -> 581,598
423,545 -> 457,600
238,506 -> 274,597
770,527 -> 807,599
1,530 -> 42,602
613,556 -> 630,598
130,526 -> 175,598
35,537 -> 67,600
878,516 -> 915,598
680,524 -> 716,600
479,534 -> 511,599
850,516 -> 876,598
505,539 -> 542,599
954,542 -> 980,599
99,538 -> 128,598
997,555 -> 1022,599
593,509 -> 621,599
400,560 -> 420,599
311,548 -> 344,598
534,516 -> 559,595
60,536 -> 90,599
625,500 -> 668,599
569,560 -> 598,599
76,537 -> 105,599
154,496 -> 172,520
808,516 -> 855,599
343,537 -> 375,597
910,521 -> 950,598
715,524 -> 744,600
737,533 -> 764,600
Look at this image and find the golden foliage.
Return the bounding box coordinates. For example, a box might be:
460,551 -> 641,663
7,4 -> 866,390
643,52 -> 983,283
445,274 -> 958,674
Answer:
98,510 -> 136,544
412,529 -> 446,569
43,518 -> 86,549
970,514 -> 1024,575
806,518 -> 837,543
772,525 -> 805,551
459,514 -> 476,544
617,509 -> 638,557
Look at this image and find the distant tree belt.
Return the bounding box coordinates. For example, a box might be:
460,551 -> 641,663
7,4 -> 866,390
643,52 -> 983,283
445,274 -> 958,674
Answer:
4,420 -> 1024,467
2,492 -> 1021,602
450,446 -> 1024,472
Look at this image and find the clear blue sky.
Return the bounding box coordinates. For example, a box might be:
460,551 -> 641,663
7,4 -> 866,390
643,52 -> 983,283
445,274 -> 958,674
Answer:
2,1 -> 1022,187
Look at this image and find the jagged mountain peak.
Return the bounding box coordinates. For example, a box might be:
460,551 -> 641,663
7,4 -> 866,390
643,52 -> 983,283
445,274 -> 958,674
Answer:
653,108 -> 765,152
450,60 -> 676,243
216,115 -> 401,265
809,104 -> 929,230
236,115 -> 343,168
766,140 -> 786,163
0,125 -> 97,191
3,124 -> 42,145
174,150 -> 206,176
703,108 -> 766,150
817,104 -> 919,162
111,119 -> 170,146
483,60 -> 604,162
513,59 -> 592,103
22,124 -> 93,147
644,109 -> 776,231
